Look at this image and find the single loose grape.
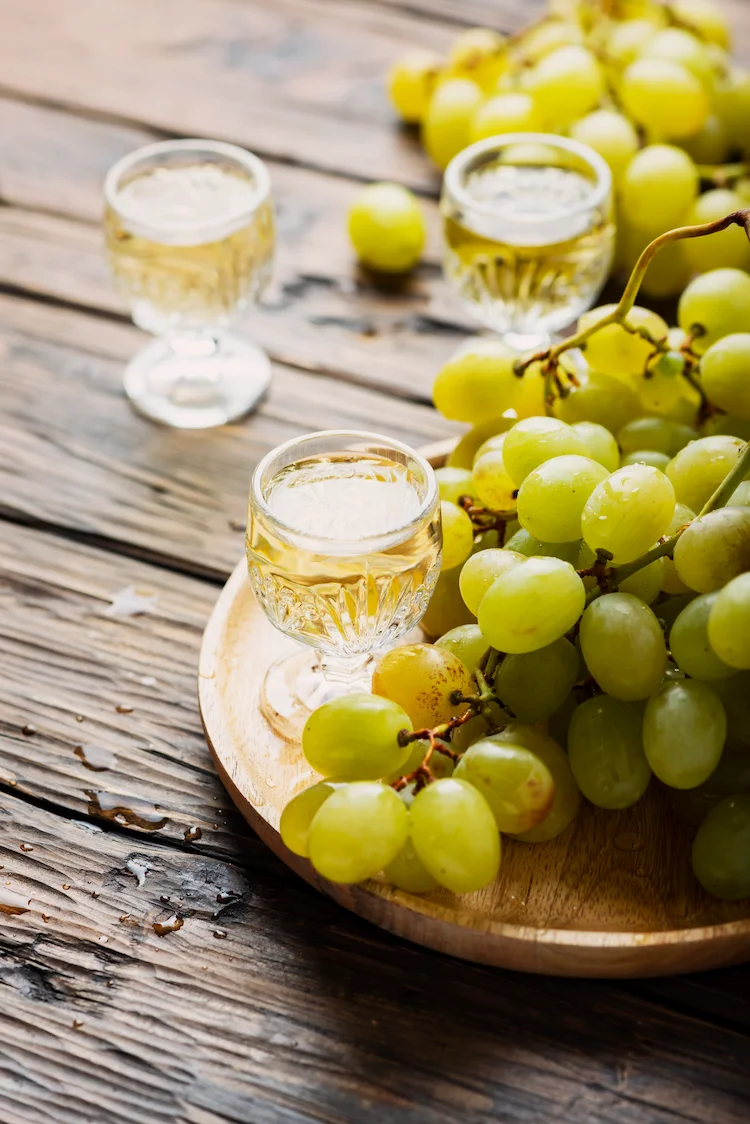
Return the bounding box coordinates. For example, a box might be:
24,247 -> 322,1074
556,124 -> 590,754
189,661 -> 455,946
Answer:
672,0 -> 731,50
708,572 -> 750,669
422,77 -> 483,169
524,45 -> 605,128
490,725 -> 580,842
643,680 -> 726,789
494,636 -> 579,723
517,454 -> 608,543
385,836 -> 439,893
678,268 -> 750,353
670,591 -> 736,679
458,547 -> 525,615
570,109 -> 638,182
410,778 -> 500,893
435,623 -> 488,672
387,49 -> 443,123
620,144 -> 699,230
441,500 -> 474,569
454,739 -> 555,833
348,183 -> 426,273
581,464 -> 675,563
683,191 -> 750,274
673,507 -> 750,592
580,593 -> 667,700
433,340 -> 517,423
571,421 -> 620,473
469,92 -> 539,142
421,564 -> 475,639
700,334 -> 750,420
568,696 -> 651,810
435,466 -> 474,505
555,371 -> 642,433
472,449 -> 518,515
621,59 -> 708,139
280,780 -> 340,857
302,693 -> 412,780
667,435 -> 745,512
692,795 -> 750,900
617,555 -> 666,605
308,782 -> 409,883
372,643 -> 474,729
621,450 -> 671,471
579,304 -> 669,378
478,557 -> 585,654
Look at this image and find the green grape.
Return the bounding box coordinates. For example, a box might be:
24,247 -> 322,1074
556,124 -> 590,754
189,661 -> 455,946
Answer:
502,417 -> 588,486
308,782 -> 408,883
441,500 -> 474,569
494,636 -> 579,723
621,450 -> 671,470
469,92 -> 539,142
579,304 -> 668,378
620,59 -> 708,139
384,836 -> 439,893
302,693 -> 412,780
546,691 -> 579,750
670,747 -> 750,829
490,725 -> 581,842
568,696 -> 651,810
421,564 -> 475,638
447,417 -> 514,469
692,795 -> 750,900
657,591 -> 698,635
662,502 -> 697,594
672,0 -> 731,49
347,183 -> 426,273
681,113 -> 730,164
474,432 -> 508,463
683,191 -> 750,274
617,417 -> 674,456
458,547 -> 525,615
672,507 -> 750,592
569,109 -> 638,182
643,680 -> 726,788
422,77 -> 483,169
472,449 -> 517,515
454,738 -> 555,833
433,340 -> 517,423
617,555 -> 666,604
371,643 -> 474,729
524,45 -> 604,128
700,334 -> 750,420
503,528 -> 581,565
517,454 -> 608,543
714,67 -> 750,152
670,591 -> 735,680
727,481 -> 750,508
435,623 -> 488,672
620,144 -> 699,230
678,268 -> 750,354
667,435 -> 745,511
410,778 -> 500,893
708,572 -> 750,669
605,18 -> 658,69
579,593 -> 667,700
571,421 -> 620,473
478,557 -> 585,655
435,466 -> 474,505
555,371 -> 642,433
387,49 -> 443,123
446,27 -> 506,92
280,780 -> 340,857
634,370 -> 692,419
701,412 -> 750,441
581,464 -> 675,563
450,702 -> 506,753
518,19 -> 583,64
640,28 -> 715,87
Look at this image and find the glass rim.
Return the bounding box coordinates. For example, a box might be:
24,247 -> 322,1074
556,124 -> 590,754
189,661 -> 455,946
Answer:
442,132 -> 612,222
103,138 -> 272,242
250,429 -> 439,549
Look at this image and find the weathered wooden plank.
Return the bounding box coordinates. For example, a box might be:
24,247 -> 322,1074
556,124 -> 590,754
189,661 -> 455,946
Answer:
2,789 -> 750,1124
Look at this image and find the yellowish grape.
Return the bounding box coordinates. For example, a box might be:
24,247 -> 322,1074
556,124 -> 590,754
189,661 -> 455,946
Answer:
666,434 -> 745,511
640,28 -> 715,88
472,448 -> 518,515
672,0 -> 731,50
308,782 -> 408,884
441,500 -> 474,569
459,547 -> 525,615
433,339 -> 517,423
421,563 -> 475,638
478,556 -> 585,654
621,58 -> 708,139
454,738 -> 555,833
555,370 -> 642,433
372,643 -> 474,729
525,45 -> 604,128
579,303 -> 668,378
700,334 -> 750,419
435,466 -> 474,505
570,109 -> 639,182
435,623 -> 488,672
678,268 -> 750,354
517,454 -> 608,543
620,145 -> 699,230
410,778 -> 501,893
302,693 -> 412,779
571,421 -> 620,472
581,464 -> 675,563
490,724 -> 581,842
683,190 -> 750,274
469,92 -> 539,142
422,77 -> 483,169
387,49 -> 443,123
348,183 -> 426,273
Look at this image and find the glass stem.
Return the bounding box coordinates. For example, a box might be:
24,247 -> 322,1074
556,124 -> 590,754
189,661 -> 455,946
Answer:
317,651 -> 372,689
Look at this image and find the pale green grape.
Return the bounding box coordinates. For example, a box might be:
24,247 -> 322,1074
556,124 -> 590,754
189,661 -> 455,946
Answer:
683,191 -> 750,274
714,67 -> 750,151
490,725 -> 581,842
605,18 -> 658,69
708,572 -> 750,669
617,555 -> 666,604
494,636 -> 579,723
433,340 -> 517,423
678,268 -> 750,353
620,144 -> 699,230
635,369 -> 694,418
458,547 -> 525,615
435,623 -> 488,672
667,435 -> 745,511
517,455 -> 608,542
502,417 -> 588,486
446,27 -> 506,92
435,466 -> 474,505
692,795 -> 750,900
302,694 -> 412,779
700,334 -> 750,420
371,643 -> 474,729
422,77 -> 483,169
643,680 -> 726,788
672,507 -> 750,592
555,371 -> 642,433
454,738 -> 555,833
387,49 -> 443,123
348,183 -> 426,273
446,416 -> 514,468
524,45 -> 604,128
581,464 -> 675,563
479,556 -> 585,654
568,696 -> 651,809
410,778 -> 500,892
469,92 -> 539,142
640,28 -> 715,87
727,481 -> 750,507
441,500 -> 474,569
670,591 -> 735,679
672,0 -> 731,49
503,529 -> 581,565
385,836 -> 439,893
571,421 -> 620,472
681,113 -> 730,164
621,450 -> 671,470
280,780 -> 340,857
580,592 -> 667,700
701,413 -> 750,441
621,60 -> 708,139
421,563 -> 475,638
569,109 -> 639,182
474,433 -> 509,463
617,417 -> 677,456
579,304 -> 668,378
472,449 -> 518,514
308,782 -> 409,883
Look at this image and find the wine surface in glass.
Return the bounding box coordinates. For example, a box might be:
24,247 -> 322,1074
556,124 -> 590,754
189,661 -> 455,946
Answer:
246,452 -> 441,657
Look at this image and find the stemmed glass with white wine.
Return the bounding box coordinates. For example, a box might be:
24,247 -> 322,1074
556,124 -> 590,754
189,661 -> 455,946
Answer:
246,431 -> 442,736
104,139 -> 274,429
441,133 -> 615,353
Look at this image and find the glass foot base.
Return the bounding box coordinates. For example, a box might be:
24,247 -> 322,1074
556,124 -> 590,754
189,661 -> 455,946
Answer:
260,648 -> 373,740
123,335 -> 271,429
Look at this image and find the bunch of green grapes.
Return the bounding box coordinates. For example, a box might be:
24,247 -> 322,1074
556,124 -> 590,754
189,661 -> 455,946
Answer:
380,0 -> 750,293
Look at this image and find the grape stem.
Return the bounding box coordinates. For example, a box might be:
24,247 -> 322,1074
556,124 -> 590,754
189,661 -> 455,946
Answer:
696,163 -> 750,187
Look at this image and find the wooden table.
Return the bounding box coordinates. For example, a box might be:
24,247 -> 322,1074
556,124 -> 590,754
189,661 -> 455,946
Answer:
1,2 -> 749,1121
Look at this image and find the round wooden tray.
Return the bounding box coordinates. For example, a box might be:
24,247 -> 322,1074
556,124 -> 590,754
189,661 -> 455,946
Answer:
198,444 -> 750,977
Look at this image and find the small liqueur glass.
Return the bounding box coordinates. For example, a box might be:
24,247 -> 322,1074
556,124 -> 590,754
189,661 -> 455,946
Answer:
442,132 -> 614,352
246,430 -> 442,736
104,138 -> 274,429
